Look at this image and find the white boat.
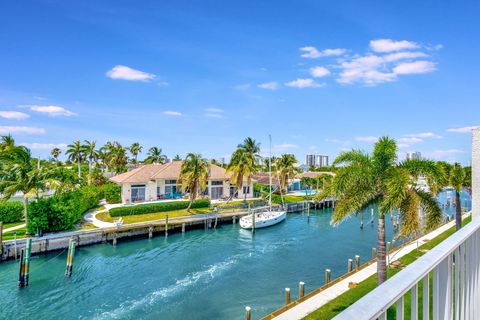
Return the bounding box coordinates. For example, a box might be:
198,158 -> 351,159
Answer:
240,135 -> 287,230
239,210 -> 286,229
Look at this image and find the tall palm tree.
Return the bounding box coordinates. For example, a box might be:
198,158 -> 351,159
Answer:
102,141 -> 128,174
238,137 -> 261,161
66,140 -> 83,179
450,163 -> 467,231
144,147 -> 166,164
227,148 -> 258,201
82,140 -> 99,174
318,137 -> 443,285
0,134 -> 15,152
128,142 -> 143,166
179,153 -> 210,210
173,154 -> 182,161
276,154 -> 297,192
50,147 -> 62,162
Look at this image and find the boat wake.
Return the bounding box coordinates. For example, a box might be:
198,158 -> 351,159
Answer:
93,256 -> 239,319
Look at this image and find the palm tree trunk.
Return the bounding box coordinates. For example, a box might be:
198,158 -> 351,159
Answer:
455,191 -> 462,231
23,197 -> 29,226
377,216 -> 387,284
77,159 -> 81,179
187,194 -> 193,211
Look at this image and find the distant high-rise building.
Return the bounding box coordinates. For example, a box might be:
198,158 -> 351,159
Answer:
306,154 -> 329,168
406,152 -> 422,160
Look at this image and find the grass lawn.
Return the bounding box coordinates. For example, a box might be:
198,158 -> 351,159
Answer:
96,207 -> 212,224
271,195 -> 308,204
303,216 -> 472,320
1,227 -> 27,241
1,221 -> 25,229
215,199 -> 263,207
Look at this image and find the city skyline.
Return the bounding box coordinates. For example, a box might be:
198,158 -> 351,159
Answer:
1,1 -> 479,164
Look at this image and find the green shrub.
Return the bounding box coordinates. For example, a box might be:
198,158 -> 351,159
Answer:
102,183 -> 121,204
110,199 -> 211,217
27,185 -> 102,234
0,202 -> 24,223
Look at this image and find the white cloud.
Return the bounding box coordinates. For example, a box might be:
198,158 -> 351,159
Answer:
355,136 -> 378,143
427,149 -> 464,160
162,111 -> 182,116
204,113 -> 223,119
383,51 -> 428,62
310,66 -> 331,78
0,111 -> 30,120
20,143 -> 67,150
398,137 -> 423,144
0,126 -> 46,135
404,132 -> 442,139
271,143 -> 298,153
398,143 -> 410,149
106,65 -> 156,81
205,108 -> 223,113
300,46 -> 346,58
447,126 -> 480,134
258,81 -> 279,90
285,78 -> 324,88
393,61 -> 436,75
370,39 -> 419,52
337,55 -> 397,85
30,105 -> 76,117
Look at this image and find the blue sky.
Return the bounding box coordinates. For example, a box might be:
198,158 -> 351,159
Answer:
0,1 -> 479,164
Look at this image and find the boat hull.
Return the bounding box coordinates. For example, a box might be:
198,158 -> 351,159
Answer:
239,211 -> 286,229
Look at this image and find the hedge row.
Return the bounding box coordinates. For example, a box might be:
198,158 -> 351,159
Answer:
0,202 -> 24,223
109,198 -> 211,217
27,185 -> 102,234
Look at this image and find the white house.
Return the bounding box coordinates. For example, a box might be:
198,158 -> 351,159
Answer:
110,161 -> 254,203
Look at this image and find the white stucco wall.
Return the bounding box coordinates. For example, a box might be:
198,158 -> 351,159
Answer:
472,128 -> 480,220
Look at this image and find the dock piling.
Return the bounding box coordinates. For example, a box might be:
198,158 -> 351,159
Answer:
285,288 -> 291,305
370,208 -> 374,225
18,249 -> 25,287
245,306 -> 251,320
13,233 -> 17,259
355,255 -> 360,271
165,214 -> 169,237
182,223 -> 186,233
233,216 -> 236,224
0,221 -> 3,257
325,269 -> 331,284
112,233 -> 117,246
372,247 -> 377,260
18,239 -> 32,287
148,226 -> 153,239
299,281 -> 305,299
65,239 -> 76,277
347,259 -> 353,272
387,241 -> 391,253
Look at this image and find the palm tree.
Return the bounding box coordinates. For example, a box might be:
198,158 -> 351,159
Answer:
450,163 -> 467,231
82,140 -> 99,174
238,137 -> 261,160
0,141 -> 51,225
50,147 -> 62,162
102,141 -> 128,174
128,142 -> 143,167
173,154 -> 182,161
318,137 -> 443,285
144,147 -> 166,164
66,140 -> 83,179
227,149 -> 258,201
179,153 -> 210,210
276,154 -> 297,192
0,134 -> 15,152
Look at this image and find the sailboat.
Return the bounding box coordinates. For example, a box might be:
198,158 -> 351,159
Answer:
239,135 -> 287,229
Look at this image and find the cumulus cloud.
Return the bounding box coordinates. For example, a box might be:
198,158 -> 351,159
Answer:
393,61 -> 436,74
0,126 -> 46,135
447,126 -> 480,133
162,111 -> 182,116
258,81 -> 279,90
0,111 -> 30,120
310,66 -> 331,78
285,78 -> 324,88
106,65 -> 156,81
370,39 -> 419,52
355,136 -> 378,143
30,105 -> 76,117
404,132 -> 442,139
398,137 -> 423,144
20,142 -> 67,150
204,108 -> 224,119
299,47 -> 346,58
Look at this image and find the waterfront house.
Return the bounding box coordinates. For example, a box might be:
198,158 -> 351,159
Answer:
110,161 -> 254,203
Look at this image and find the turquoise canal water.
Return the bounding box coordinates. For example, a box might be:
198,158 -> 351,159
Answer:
0,191 -> 471,319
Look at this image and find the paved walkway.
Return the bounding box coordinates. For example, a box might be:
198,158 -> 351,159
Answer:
83,209 -> 116,228
2,223 -> 26,233
273,215 -> 467,320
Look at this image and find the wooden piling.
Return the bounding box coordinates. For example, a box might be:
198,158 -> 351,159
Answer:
252,211 -> 256,234
112,233 -> 117,246
233,216 -> 236,224
245,306 -> 251,320
285,288 -> 291,305
299,281 -> 305,299
18,249 -> 25,287
65,239 -> 76,277
0,221 -> 3,256
182,223 -> 186,233
372,247 -> 377,260
347,259 -> 353,272
13,233 -> 17,259
355,255 -> 360,271
370,208 -> 374,225
24,238 -> 31,286
360,211 -> 364,229
165,214 -> 169,237
387,241 -> 391,253
325,269 -> 331,284
148,226 -> 153,239
391,239 -> 396,250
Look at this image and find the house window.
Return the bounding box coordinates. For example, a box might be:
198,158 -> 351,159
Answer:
243,186 -> 250,194
211,186 -> 223,199
131,184 -> 146,202
165,179 -> 177,185
211,180 -> 223,186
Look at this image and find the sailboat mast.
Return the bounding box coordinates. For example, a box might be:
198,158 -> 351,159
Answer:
269,134 -> 272,208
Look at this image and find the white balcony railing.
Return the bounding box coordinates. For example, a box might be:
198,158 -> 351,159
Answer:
332,216 -> 480,320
